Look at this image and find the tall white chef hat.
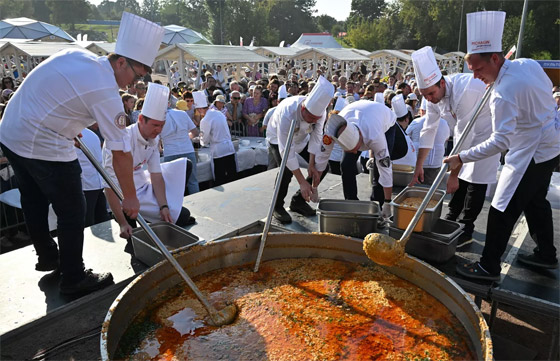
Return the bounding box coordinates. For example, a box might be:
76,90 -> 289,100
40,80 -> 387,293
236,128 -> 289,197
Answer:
412,46 -> 442,89
334,96 -> 347,112
391,94 -> 408,118
374,92 -> 385,103
141,83 -> 169,121
193,91 -> 208,109
115,12 -> 165,68
278,84 -> 288,99
466,11 -> 506,54
325,114 -> 361,152
303,75 -> 335,116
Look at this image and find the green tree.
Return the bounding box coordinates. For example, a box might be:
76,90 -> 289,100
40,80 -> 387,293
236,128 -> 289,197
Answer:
116,0 -> 141,14
97,0 -> 121,20
0,0 -> 34,19
348,0 -> 385,24
267,0 -> 318,44
140,0 -> 160,22
314,14 -> 337,34
47,0 -> 90,30
32,0 -> 52,22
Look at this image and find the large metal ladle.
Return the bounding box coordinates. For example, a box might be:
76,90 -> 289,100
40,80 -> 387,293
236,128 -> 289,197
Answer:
364,69 -> 504,267
75,137 -> 237,326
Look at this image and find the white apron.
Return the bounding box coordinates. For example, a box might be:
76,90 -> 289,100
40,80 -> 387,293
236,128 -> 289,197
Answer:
137,158 -> 187,223
392,124 -> 416,167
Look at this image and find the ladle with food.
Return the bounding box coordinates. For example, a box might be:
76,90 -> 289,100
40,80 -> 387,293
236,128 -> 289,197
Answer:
75,136 -> 237,326
363,50 -> 513,266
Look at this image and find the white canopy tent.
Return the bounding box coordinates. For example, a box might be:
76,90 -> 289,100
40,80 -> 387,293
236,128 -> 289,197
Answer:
162,25 -> 212,45
0,17 -> 75,42
442,51 -> 466,74
156,44 -> 272,86
291,33 -> 342,49
0,41 -> 85,80
290,47 -> 370,78
369,50 -> 413,77
84,42 -> 116,56
251,46 -> 301,74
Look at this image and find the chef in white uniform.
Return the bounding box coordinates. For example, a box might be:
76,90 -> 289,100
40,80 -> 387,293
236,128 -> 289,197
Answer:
104,83 -> 195,239
446,11 -> 560,280
410,45 -> 500,248
0,12 -> 163,295
322,101 -> 396,221
267,76 -> 334,224
160,101 -> 200,194
197,91 -> 237,186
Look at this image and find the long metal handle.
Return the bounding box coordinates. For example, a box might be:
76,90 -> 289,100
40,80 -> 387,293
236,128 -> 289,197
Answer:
75,137 -> 221,320
254,118 -> 298,272
399,85 -> 494,243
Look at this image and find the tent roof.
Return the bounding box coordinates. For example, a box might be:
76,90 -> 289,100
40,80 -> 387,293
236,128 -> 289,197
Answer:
0,41 -> 84,58
352,49 -> 371,56
0,17 -> 74,42
291,33 -> 342,49
162,24 -> 212,45
443,51 -> 466,58
291,47 -> 370,62
156,44 -> 272,64
85,42 -> 116,55
369,49 -> 412,61
253,46 -> 300,57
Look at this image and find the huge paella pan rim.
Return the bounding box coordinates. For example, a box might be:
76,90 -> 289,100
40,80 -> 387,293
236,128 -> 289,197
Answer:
100,232 -> 492,360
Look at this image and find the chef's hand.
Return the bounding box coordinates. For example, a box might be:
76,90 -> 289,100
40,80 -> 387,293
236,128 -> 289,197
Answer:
73,133 -> 83,148
409,167 -> 424,187
443,155 -> 462,171
299,181 -> 313,202
310,187 -> 320,203
381,203 -> 392,219
119,223 -> 133,239
122,196 -> 140,219
160,207 -> 173,223
446,174 -> 460,194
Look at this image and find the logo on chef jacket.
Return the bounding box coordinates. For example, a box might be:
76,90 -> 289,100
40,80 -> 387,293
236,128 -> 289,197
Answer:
133,160 -> 147,171
114,112 -> 128,130
322,135 -> 332,146
379,155 -> 391,168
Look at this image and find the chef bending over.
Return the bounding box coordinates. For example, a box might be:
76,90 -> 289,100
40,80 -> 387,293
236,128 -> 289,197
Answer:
103,83 -> 195,239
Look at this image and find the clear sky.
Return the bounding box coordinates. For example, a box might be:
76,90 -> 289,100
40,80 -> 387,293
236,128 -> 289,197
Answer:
88,0 -> 352,22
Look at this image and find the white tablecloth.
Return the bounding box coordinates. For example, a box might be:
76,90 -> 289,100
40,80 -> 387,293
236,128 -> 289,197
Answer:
195,137 -> 268,182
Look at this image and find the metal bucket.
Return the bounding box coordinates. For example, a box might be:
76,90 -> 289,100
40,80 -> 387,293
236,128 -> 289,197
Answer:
100,232 -> 492,360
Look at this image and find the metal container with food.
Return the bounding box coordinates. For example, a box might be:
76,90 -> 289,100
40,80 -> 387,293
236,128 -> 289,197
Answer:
101,232 -> 492,360
317,199 -> 380,238
392,168 -> 415,187
131,222 -> 202,266
391,186 -> 446,232
389,219 -> 464,263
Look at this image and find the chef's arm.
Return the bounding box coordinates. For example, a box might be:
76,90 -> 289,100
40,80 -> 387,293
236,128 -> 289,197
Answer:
308,153 -> 322,187
383,186 -> 392,201
111,150 -> 140,219
189,127 -> 199,139
104,187 -> 133,239
150,172 -> 173,223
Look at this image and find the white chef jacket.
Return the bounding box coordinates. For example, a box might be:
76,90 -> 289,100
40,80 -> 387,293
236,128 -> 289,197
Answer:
338,101 -> 396,187
419,73 -> 500,184
200,109 -> 235,159
264,107 -> 278,145
160,108 -> 196,157
0,49 -> 130,162
103,123 -> 186,222
268,96 -> 329,172
460,59 -> 560,212
407,116 -> 449,169
76,128 -> 104,191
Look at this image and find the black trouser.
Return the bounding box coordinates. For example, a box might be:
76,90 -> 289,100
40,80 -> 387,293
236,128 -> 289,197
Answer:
328,160 -> 341,175
213,154 -> 236,186
84,189 -> 110,227
445,178 -> 488,236
269,143 -> 328,208
1,143 -> 86,285
341,151 -> 361,200
480,155 -> 559,274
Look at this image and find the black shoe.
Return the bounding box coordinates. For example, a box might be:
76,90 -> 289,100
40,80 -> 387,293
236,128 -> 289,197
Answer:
35,258 -> 59,272
456,233 -> 473,248
517,253 -> 558,269
59,269 -> 114,295
290,199 -> 316,217
456,261 -> 500,282
185,216 -> 197,226
273,207 -> 292,224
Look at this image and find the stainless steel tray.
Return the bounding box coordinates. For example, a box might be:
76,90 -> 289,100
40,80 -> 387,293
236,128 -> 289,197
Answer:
391,186 -> 445,232
389,219 -> 464,263
132,222 -> 202,266
317,199 -> 380,238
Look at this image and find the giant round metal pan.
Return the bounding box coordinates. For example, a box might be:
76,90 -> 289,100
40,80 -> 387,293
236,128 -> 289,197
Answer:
100,232 -> 493,360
